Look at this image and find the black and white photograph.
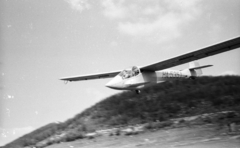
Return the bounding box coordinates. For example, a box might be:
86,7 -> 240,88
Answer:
1,0 -> 240,147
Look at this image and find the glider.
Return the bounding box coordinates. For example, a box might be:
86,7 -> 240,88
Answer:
60,37 -> 240,94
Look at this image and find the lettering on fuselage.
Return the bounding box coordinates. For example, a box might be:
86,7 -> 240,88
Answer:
162,71 -> 185,78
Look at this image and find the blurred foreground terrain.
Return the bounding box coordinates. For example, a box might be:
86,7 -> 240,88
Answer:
2,76 -> 240,148
46,123 -> 240,148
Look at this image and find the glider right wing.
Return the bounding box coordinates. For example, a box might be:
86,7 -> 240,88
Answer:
140,36 -> 240,71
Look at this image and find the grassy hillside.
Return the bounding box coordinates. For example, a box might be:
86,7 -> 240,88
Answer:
2,76 -> 240,148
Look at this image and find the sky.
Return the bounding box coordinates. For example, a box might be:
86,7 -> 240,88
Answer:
0,0 -> 240,146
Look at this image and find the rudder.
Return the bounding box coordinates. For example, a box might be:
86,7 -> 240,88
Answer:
189,61 -> 202,76
189,61 -> 213,76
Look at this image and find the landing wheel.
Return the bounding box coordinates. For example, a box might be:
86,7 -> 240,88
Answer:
135,90 -> 141,94
190,76 -> 196,80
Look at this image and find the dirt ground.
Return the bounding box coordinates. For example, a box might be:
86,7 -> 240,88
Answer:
46,124 -> 240,148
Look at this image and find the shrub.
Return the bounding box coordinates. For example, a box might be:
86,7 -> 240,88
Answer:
115,129 -> 121,136
145,120 -> 173,130
63,132 -> 84,142
203,116 -> 213,123
145,122 -> 155,130
178,119 -> 185,124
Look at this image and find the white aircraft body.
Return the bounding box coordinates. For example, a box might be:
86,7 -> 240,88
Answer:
60,37 -> 240,94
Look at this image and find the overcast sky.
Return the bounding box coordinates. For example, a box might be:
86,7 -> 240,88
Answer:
0,0 -> 240,146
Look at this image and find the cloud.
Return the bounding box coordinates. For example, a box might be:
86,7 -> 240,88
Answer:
220,71 -> 237,76
118,12 -> 182,42
65,0 -> 91,12
101,0 -> 203,43
102,0 -> 126,19
110,41 -> 118,47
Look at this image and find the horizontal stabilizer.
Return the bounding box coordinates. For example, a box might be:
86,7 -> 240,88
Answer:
189,65 -> 213,70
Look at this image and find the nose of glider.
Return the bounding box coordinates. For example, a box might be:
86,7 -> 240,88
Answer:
105,75 -> 123,89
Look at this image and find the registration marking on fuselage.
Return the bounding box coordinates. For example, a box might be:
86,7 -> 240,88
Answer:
162,71 -> 185,78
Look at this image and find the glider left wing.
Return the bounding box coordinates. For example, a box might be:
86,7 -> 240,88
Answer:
60,70 -> 121,82
140,36 -> 240,71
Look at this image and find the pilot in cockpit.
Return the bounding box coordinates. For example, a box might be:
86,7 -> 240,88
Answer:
120,66 -> 140,79
132,66 -> 139,76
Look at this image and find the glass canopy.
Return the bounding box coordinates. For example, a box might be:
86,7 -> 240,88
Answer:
119,66 -> 140,79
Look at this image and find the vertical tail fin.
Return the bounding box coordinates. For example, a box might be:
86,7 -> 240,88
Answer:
189,61 -> 202,76
189,61 -> 213,76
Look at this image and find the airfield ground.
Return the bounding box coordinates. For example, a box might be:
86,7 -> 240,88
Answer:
46,124 -> 240,148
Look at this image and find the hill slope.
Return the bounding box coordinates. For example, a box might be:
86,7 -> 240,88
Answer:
2,76 -> 240,148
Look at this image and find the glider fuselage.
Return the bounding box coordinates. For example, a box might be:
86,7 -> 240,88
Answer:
105,67 -> 191,90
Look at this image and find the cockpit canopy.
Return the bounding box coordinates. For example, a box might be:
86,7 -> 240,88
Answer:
119,66 -> 140,79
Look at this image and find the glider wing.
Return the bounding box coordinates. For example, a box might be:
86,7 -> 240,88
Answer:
60,70 -> 121,81
140,37 -> 240,71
